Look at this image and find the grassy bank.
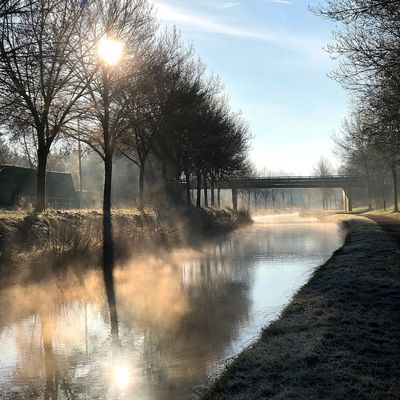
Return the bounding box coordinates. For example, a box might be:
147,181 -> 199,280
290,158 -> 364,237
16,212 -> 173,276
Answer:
0,207 -> 251,281
200,216 -> 400,400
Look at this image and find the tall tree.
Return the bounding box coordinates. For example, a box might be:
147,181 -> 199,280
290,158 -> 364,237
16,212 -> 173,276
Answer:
118,33 -> 183,209
74,0 -> 155,219
313,156 -> 334,210
0,0 -> 87,211
334,116 -> 378,210
314,0 -> 400,93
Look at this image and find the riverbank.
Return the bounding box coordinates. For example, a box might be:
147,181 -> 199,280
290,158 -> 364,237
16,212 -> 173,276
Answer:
200,216 -> 400,399
0,207 -> 251,282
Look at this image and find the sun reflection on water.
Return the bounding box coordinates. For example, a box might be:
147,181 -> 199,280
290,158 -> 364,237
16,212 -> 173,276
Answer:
0,215 -> 342,400
113,365 -> 129,390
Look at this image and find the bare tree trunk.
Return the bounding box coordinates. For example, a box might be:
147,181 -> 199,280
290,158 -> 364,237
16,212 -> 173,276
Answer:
103,154 -> 113,261
162,159 -> 168,197
366,174 -> 372,211
138,164 -> 145,210
102,153 -> 118,339
392,166 -> 398,212
211,181 -> 215,207
184,171 -> 191,206
217,188 -> 221,208
36,147 -> 48,212
196,172 -> 201,207
382,180 -> 387,211
203,173 -> 208,207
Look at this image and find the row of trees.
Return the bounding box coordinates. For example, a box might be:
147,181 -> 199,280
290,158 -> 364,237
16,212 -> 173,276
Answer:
237,187 -> 341,211
0,0 -> 250,340
0,0 -> 250,215
315,0 -> 400,211
249,160 -> 338,211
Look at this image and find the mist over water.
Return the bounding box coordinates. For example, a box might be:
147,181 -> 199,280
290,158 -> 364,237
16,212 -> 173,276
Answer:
0,215 -> 343,400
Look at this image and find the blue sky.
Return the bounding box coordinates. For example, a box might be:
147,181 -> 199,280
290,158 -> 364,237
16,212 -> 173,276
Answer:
154,0 -> 349,175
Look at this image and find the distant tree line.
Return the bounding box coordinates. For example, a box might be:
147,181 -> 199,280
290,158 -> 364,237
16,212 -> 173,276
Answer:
314,0 -> 400,211
237,187 -> 341,212
0,0 -> 250,214
239,162 -> 340,211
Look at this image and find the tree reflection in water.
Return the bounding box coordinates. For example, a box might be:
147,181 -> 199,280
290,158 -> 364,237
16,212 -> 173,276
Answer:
0,216 -> 342,399
0,244 -> 253,399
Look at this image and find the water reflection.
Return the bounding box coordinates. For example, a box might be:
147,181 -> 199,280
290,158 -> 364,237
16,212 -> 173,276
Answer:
0,215 -> 342,399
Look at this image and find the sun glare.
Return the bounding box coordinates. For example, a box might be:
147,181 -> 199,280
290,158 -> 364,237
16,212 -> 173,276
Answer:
113,366 -> 129,390
97,37 -> 123,66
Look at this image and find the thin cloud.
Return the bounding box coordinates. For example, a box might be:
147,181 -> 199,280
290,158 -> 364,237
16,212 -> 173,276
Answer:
154,2 -> 323,56
268,0 -> 293,4
220,2 -> 242,8
155,2 -> 265,40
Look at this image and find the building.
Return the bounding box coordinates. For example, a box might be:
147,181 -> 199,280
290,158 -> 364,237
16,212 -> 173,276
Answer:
0,165 -> 79,209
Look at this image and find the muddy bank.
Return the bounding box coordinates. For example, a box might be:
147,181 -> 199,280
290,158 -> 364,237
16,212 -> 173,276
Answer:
0,207 -> 251,280
200,217 -> 400,400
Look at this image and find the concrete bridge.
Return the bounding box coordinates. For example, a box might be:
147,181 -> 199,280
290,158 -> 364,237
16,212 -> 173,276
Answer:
190,175 -> 365,211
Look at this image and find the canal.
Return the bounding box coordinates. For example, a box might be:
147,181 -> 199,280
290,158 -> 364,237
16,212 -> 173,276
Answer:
0,214 -> 343,399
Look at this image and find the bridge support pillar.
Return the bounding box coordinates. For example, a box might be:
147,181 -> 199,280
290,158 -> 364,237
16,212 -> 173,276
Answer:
348,192 -> 353,212
342,190 -> 347,211
232,188 -> 238,212
342,189 -> 353,212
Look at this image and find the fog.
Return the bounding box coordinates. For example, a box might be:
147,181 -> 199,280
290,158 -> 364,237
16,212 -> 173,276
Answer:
0,215 -> 343,400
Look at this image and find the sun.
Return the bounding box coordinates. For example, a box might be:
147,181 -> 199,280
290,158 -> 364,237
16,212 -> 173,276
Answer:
97,36 -> 124,66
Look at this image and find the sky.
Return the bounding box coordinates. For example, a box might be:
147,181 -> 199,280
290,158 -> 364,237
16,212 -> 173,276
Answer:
153,0 -> 350,175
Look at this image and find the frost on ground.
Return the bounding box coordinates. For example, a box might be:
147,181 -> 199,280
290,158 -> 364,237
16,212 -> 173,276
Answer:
201,217 -> 400,400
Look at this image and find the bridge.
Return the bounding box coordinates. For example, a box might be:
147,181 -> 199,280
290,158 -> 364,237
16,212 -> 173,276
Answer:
189,175 -> 365,211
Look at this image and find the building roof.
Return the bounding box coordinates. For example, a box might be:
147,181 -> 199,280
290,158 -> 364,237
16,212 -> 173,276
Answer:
0,165 -> 77,200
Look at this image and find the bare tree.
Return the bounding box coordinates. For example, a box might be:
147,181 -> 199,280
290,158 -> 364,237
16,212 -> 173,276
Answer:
270,189 -> 277,210
118,29 -> 191,208
260,190 -> 269,211
334,115 -> 379,210
0,0 -> 30,18
118,48 -> 161,209
315,0 -> 400,211
0,0 -> 89,211
73,0 -> 155,229
313,0 -> 400,94
313,156 -> 334,210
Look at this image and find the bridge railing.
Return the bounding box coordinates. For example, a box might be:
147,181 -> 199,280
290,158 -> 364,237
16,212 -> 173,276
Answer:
227,175 -> 362,180
180,175 -> 365,188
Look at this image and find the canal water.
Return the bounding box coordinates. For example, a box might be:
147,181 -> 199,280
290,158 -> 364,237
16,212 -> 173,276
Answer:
0,214 -> 343,399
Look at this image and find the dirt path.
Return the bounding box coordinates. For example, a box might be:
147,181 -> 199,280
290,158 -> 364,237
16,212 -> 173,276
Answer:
200,217 -> 400,400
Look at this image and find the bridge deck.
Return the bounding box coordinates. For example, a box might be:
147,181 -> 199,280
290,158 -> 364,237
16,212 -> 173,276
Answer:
187,176 -> 365,190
